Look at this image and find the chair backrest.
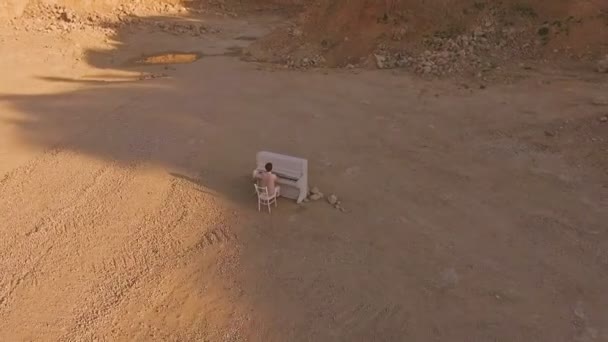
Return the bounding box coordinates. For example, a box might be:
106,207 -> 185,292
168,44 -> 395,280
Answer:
254,184 -> 269,198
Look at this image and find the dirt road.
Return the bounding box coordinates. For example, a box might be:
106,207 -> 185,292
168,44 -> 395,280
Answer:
1,12 -> 607,342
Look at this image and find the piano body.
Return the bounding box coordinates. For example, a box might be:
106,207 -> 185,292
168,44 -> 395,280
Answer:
253,151 -> 309,204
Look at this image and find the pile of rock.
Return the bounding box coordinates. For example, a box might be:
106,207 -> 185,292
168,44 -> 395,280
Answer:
308,187 -> 324,201
373,9 -> 537,76
306,187 -> 346,212
286,54 -> 326,69
375,25 -> 515,75
373,52 -> 410,69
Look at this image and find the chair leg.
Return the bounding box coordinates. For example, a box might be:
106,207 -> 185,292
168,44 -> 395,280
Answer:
258,199 -> 261,212
267,202 -> 271,214
274,198 -> 277,207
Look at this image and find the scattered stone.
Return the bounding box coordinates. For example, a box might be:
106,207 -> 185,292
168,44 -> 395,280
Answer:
291,28 -> 303,38
334,203 -> 347,212
391,27 -> 407,41
310,187 -> 321,195
287,55 -> 325,69
374,54 -> 387,69
309,193 -> 323,201
373,51 -> 409,70
60,10 -> 75,23
573,301 -> 586,320
138,73 -> 168,80
327,194 -> 338,205
544,130 -> 555,137
599,116 -> 608,123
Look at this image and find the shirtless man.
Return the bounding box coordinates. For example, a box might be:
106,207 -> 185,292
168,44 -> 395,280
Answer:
255,162 -> 280,196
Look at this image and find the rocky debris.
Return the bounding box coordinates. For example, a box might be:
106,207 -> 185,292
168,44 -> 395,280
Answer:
150,21 -> 215,37
309,193 -> 323,201
599,116 -> 608,123
596,55 -> 608,73
138,73 -> 169,81
371,9 -> 541,76
414,25 -> 503,76
374,27 -> 497,74
16,2 -> 217,37
308,187 -> 324,201
306,188 -> 346,211
286,54 -> 326,69
326,194 -> 347,212
60,9 -> 76,23
391,27 -> 408,41
374,52 -> 410,69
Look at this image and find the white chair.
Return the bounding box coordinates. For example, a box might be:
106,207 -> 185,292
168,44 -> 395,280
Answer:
254,184 -> 279,213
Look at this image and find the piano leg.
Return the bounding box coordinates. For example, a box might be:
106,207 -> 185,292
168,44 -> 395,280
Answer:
296,184 -> 307,204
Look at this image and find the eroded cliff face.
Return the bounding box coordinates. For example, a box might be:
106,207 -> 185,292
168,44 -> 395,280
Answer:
245,0 -> 608,70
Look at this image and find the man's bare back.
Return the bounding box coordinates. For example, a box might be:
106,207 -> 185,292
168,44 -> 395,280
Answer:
255,162 -> 280,196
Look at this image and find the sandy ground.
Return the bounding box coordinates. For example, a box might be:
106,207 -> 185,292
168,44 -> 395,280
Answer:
1,12 -> 607,342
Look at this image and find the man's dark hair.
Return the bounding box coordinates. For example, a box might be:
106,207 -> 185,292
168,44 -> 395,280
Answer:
265,162 -> 273,172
